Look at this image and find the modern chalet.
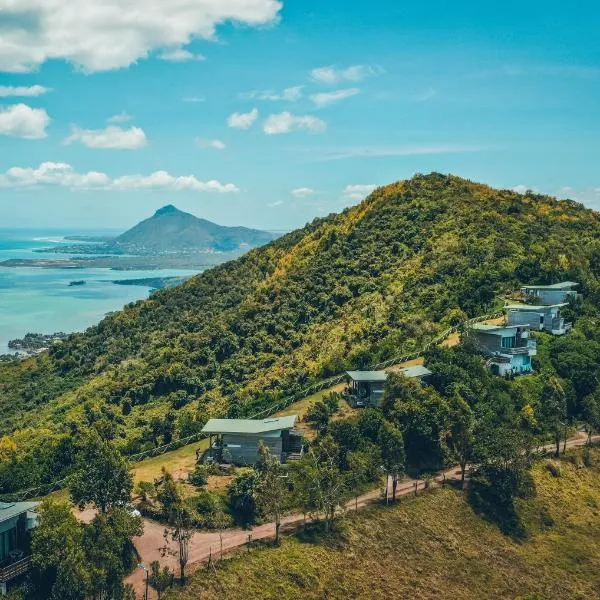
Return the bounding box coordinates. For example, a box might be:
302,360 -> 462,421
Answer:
344,366 -> 433,408
470,323 -> 537,376
0,501 -> 39,596
506,303 -> 572,335
201,416 -> 302,466
520,281 -> 580,306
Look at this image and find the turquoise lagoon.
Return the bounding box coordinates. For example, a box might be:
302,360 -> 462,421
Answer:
0,229 -> 199,355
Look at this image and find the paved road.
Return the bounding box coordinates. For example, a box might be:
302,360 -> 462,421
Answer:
124,430 -> 596,598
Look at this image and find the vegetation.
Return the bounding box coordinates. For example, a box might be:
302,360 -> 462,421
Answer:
2,172 -> 600,497
165,449 -> 600,600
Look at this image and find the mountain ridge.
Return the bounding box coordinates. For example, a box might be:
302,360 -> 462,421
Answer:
1,173 -> 599,493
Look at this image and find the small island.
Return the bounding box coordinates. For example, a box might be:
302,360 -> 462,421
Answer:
69,280 -> 86,286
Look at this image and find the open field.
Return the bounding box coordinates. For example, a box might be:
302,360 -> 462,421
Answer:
166,447 -> 600,600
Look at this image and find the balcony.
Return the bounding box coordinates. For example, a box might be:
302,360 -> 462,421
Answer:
0,556 -> 32,586
503,340 -> 536,356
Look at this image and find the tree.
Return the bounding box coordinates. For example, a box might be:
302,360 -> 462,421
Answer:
149,561 -> 173,599
446,390 -> 475,486
346,448 -> 379,510
27,500 -> 90,600
536,377 -> 568,456
378,422 -> 405,503
69,431 -> 133,514
254,442 -> 289,544
581,390 -> 600,444
227,471 -> 259,526
83,508 -> 143,600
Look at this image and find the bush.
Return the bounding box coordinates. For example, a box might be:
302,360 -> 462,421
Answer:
189,464 -> 210,488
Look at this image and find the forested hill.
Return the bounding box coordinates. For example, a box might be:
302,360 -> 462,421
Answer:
1,173 -> 600,490
109,204 -> 277,253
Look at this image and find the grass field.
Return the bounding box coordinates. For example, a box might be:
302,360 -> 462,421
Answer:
166,448 -> 600,600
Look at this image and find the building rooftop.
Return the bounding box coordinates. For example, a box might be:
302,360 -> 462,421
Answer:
0,501 -> 39,524
471,323 -> 522,336
202,415 -> 298,435
521,281 -> 579,290
399,365 -> 433,378
505,303 -> 568,311
346,370 -> 388,382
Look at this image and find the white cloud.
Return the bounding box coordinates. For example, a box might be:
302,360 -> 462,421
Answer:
107,111 -> 133,123
268,200 -> 283,207
0,162 -> 238,193
0,85 -> 51,97
512,185 -> 529,194
344,184 -> 377,200
318,143 -> 495,161
196,138 -> 226,150
183,96 -> 206,103
158,48 -> 206,62
227,108 -> 259,129
310,88 -> 360,108
310,64 -> 384,84
65,125 -> 148,149
0,103 -> 50,139
0,0 -> 283,73
241,86 -> 304,101
292,187 -> 315,198
263,112 -> 326,135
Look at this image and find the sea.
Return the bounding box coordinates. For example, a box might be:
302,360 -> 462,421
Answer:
0,229 -> 200,355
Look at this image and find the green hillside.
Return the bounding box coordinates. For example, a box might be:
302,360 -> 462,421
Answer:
1,173 -> 600,493
168,450 -> 600,600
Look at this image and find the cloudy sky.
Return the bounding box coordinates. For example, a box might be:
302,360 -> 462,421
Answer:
0,0 -> 599,230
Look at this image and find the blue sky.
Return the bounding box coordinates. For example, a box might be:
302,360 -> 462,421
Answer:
0,0 -> 599,230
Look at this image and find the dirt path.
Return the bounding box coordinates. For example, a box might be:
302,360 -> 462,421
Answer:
125,432 -> 596,598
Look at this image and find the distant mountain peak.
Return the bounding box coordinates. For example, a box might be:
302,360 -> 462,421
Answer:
154,204 -> 181,217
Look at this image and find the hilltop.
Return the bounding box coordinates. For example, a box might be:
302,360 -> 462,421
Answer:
1,173 -> 600,493
34,205 -> 277,256
167,450 -> 600,600
109,205 -> 277,254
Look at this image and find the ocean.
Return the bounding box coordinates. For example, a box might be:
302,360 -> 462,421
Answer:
0,229 -> 200,355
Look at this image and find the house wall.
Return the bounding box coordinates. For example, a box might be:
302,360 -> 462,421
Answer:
527,289 -> 576,305
472,331 -> 503,354
221,433 -> 283,465
0,516 -> 19,562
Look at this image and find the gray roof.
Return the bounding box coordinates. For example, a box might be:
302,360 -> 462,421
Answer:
522,281 -> 579,290
399,365 -> 433,378
471,323 -> 521,336
0,501 -> 39,524
202,415 -> 298,435
505,303 -> 567,311
346,370 -> 388,382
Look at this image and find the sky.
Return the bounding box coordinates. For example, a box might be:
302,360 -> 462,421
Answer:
0,0 -> 599,231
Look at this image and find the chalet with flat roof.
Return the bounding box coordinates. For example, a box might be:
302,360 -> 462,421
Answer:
201,416 -> 302,466
506,303 -> 572,335
470,323 -> 536,376
521,282 -> 580,306
0,501 -> 39,596
344,366 -> 433,408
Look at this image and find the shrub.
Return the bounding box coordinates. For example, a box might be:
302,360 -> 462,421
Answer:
189,464 -> 210,488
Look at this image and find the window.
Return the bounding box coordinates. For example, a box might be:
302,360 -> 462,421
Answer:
501,336 -> 515,349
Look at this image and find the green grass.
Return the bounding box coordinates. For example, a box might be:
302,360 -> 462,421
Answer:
167,449 -> 600,600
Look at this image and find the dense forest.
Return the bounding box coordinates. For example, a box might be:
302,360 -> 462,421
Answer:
2,172 -> 600,495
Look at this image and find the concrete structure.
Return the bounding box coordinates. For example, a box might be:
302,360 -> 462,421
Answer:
201,416 -> 302,466
506,303 -> 572,335
344,366 -> 433,408
470,323 -> 536,376
0,501 -> 39,596
521,282 -> 580,306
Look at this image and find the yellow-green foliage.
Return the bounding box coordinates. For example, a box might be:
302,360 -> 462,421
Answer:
169,450 -> 600,600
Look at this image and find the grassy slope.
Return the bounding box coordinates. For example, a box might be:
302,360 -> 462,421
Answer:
168,450 -> 600,600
